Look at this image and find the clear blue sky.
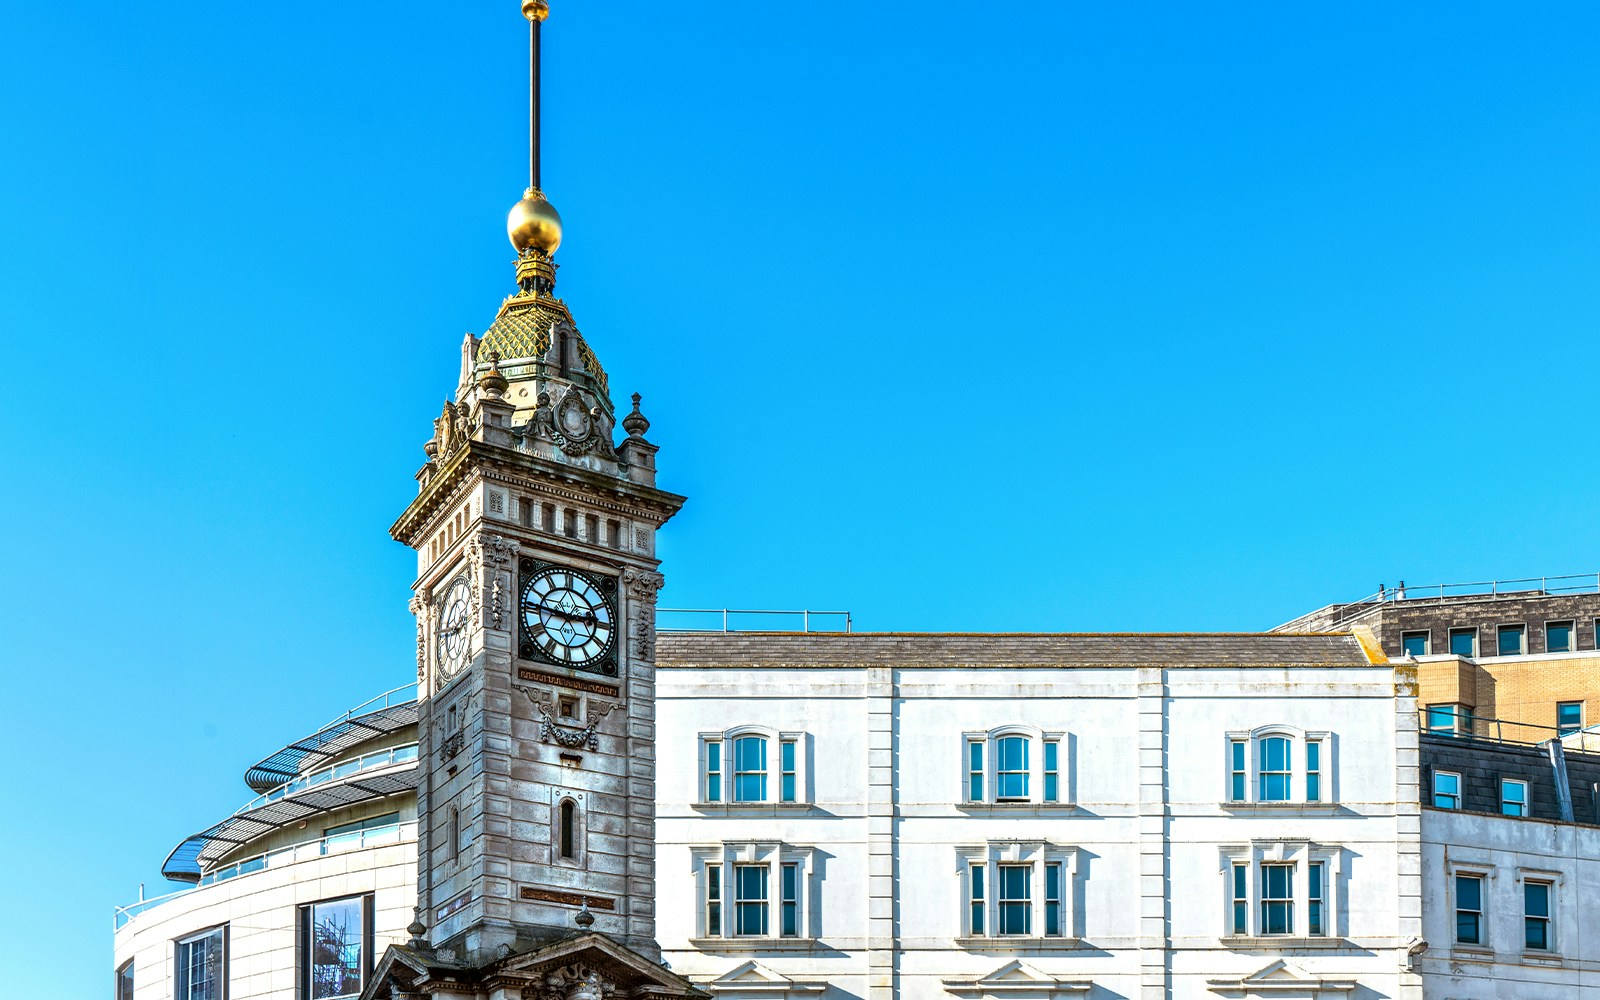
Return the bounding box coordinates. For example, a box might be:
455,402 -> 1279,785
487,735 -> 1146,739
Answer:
4,1 -> 1600,993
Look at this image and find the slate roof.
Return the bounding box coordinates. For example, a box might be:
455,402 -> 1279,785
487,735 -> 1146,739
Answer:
656,632 -> 1378,668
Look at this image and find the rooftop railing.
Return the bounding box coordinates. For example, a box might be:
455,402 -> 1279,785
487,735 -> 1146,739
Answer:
115,821 -> 417,930
1419,709 -> 1585,748
314,683 -> 418,732
656,608 -> 853,633
237,743 -> 418,815
1280,572 -> 1600,631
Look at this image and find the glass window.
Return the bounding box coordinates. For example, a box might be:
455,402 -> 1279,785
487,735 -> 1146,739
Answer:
967,741 -> 984,802
176,927 -> 226,1000
1306,741 -> 1323,803
1502,779 -> 1528,817
558,800 -> 576,858
1558,702 -> 1583,737
733,736 -> 767,802
969,862 -> 985,935
1308,861 -> 1326,936
116,961 -> 134,1000
1456,874 -> 1483,944
1525,881 -> 1551,951
1260,865 -> 1294,935
1449,628 -> 1477,657
734,864 -> 768,935
996,736 -> 1029,800
1229,740 -> 1246,802
1402,630 -> 1430,657
1434,771 -> 1462,809
780,740 -> 797,803
1231,864 -> 1248,935
705,864 -> 722,937
1426,705 -> 1464,734
1547,621 -> 1574,653
1044,863 -> 1063,936
781,863 -> 800,937
1498,624 -> 1525,656
323,812 -> 400,854
705,740 -> 722,802
1043,741 -> 1059,803
1258,736 -> 1292,801
303,897 -> 366,1000
997,864 -> 1031,935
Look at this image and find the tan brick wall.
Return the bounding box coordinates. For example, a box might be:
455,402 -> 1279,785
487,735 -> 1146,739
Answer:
1419,654 -> 1600,741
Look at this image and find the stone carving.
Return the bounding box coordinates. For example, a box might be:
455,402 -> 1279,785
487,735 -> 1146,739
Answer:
516,686 -> 619,751
524,963 -> 618,1000
433,400 -> 470,458
409,592 -> 430,682
483,534 -> 519,630
622,568 -> 665,661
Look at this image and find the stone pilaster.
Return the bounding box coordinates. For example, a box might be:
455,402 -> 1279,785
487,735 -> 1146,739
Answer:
1136,666 -> 1170,1000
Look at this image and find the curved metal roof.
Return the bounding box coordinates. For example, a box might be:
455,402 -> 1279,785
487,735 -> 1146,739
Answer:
243,684 -> 418,793
162,758 -> 419,883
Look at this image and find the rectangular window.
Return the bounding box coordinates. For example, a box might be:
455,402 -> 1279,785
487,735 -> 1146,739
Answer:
301,896 -> 369,1000
1230,740 -> 1246,802
967,741 -> 984,802
540,502 -> 555,532
781,862 -> 800,937
175,927 -> 226,1000
1498,624 -> 1526,656
1434,770 -> 1462,809
1401,630 -> 1430,656
1558,702 -> 1584,737
1260,865 -> 1294,935
1306,740 -> 1323,803
562,508 -> 577,539
585,513 -> 599,542
1449,628 -> 1477,657
1525,881 -> 1551,951
1231,863 -> 1248,935
1547,621 -> 1574,653
1455,874 -> 1483,945
1258,736 -> 1292,801
323,812 -> 401,854
997,864 -> 1031,935
1426,704 -> 1464,734
734,864 -> 768,936
1043,741 -> 1059,803
705,740 -> 722,802
606,519 -> 622,549
117,961 -> 134,1000
1502,778 -> 1528,817
733,736 -> 767,802
996,736 -> 1029,800
1308,862 -> 1325,936
518,497 -> 534,528
969,863 -> 985,935
705,863 -> 722,936
1044,862 -> 1063,936
780,739 -> 797,803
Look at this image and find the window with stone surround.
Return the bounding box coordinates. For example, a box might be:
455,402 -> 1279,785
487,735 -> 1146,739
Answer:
956,841 -> 1079,943
962,726 -> 1066,806
1224,726 -> 1332,806
690,843 -> 818,944
699,727 -> 807,806
1219,842 -> 1341,941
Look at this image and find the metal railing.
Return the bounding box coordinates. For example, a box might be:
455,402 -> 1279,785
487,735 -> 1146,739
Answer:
1418,709 -> 1581,747
1281,572 -> 1600,632
114,821 -> 418,931
237,743 -> 418,815
315,683 -> 418,732
656,608 -> 853,633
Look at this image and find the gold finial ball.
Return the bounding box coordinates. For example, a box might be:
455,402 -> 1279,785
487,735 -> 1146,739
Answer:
508,188 -> 562,254
522,0 -> 550,22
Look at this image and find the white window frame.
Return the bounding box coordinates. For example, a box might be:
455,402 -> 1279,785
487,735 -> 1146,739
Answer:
960,726 -> 1068,806
174,925 -> 228,1000
955,841 -> 1080,944
1218,842 -> 1342,942
1433,769 -> 1462,809
1449,865 -> 1491,949
1223,726 -> 1334,806
1425,704 -> 1471,735
1501,778 -> 1528,818
689,842 -> 818,944
1520,870 -> 1561,954
697,727 -> 808,807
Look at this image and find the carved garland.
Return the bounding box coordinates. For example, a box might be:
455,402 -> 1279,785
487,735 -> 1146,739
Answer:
516,686 -> 619,751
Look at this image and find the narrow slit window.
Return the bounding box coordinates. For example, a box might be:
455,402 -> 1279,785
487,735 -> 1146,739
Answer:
970,863 -> 985,935
780,739 -> 797,803
1229,740 -> 1246,802
1044,862 -> 1063,936
558,800 -> 576,859
705,863 -> 722,937
1306,740 -> 1323,803
1308,861 -> 1326,936
1231,863 -> 1248,935
607,519 -> 622,549
968,741 -> 984,802
781,862 -> 800,937
585,513 -> 599,542
541,502 -> 555,532
705,740 -> 722,803
1043,741 -> 1060,803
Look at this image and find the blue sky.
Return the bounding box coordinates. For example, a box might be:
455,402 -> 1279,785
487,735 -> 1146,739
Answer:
4,1 -> 1600,993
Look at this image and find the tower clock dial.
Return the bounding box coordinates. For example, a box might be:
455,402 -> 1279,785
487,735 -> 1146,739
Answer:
436,576 -> 472,679
520,565 -> 615,667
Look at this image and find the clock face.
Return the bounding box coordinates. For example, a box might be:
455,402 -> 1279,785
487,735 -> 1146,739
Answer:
436,577 -> 472,678
520,566 -> 615,667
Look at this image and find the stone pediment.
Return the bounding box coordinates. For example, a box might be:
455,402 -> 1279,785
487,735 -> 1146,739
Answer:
700,961 -> 827,998
364,932 -> 705,1000
941,960 -> 1091,1000
1205,960 -> 1356,999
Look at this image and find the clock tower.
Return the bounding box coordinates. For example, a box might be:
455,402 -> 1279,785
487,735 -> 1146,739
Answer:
385,0 -> 686,973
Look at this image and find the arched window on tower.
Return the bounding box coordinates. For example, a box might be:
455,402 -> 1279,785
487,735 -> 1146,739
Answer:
559,799 -> 577,859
